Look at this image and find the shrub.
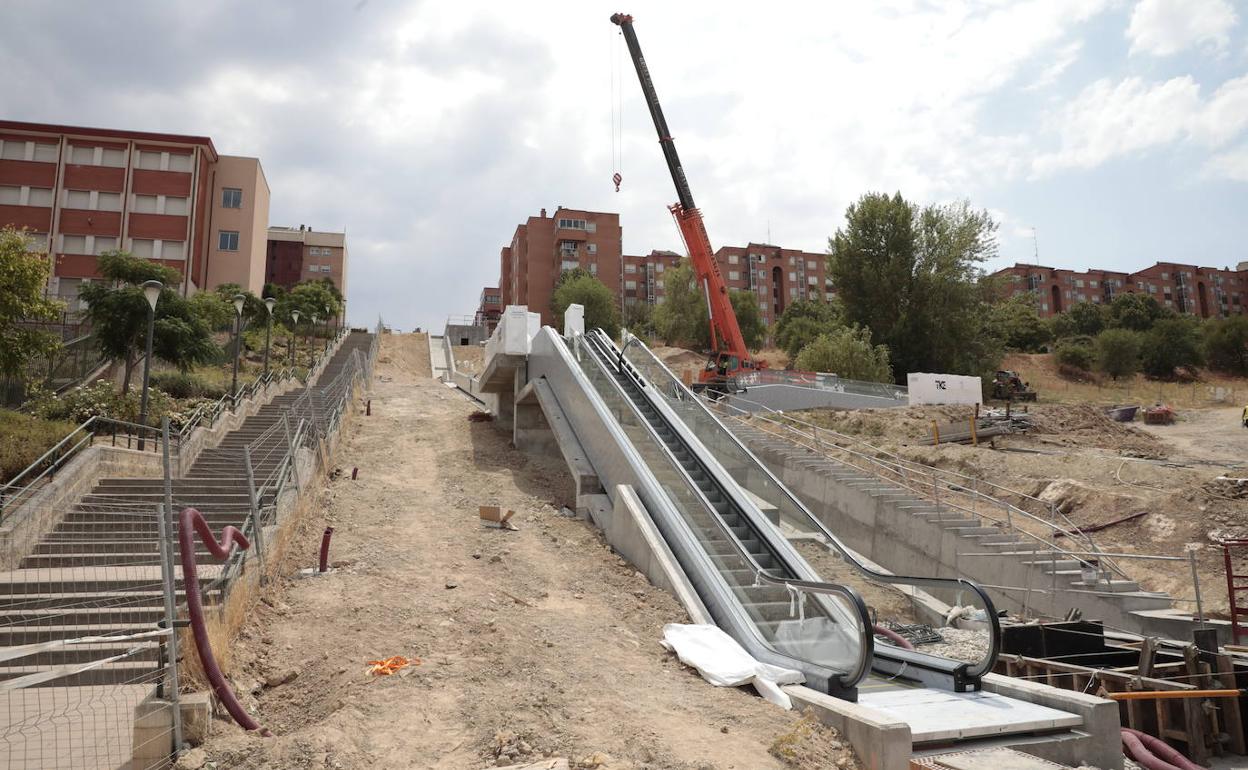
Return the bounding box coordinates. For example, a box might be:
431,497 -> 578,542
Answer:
150,371 -> 226,400
793,325 -> 892,382
1141,319 -> 1203,379
1054,339 -> 1094,371
0,409 -> 78,483
1204,316 -> 1248,376
1094,328 -> 1142,380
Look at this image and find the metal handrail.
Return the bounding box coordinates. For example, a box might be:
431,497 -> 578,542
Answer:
580,332 -> 874,687
610,329 -> 1002,678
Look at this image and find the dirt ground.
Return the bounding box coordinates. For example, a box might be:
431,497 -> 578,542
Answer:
192,333 -> 859,770
452,345 -> 484,375
785,400 -> 1247,618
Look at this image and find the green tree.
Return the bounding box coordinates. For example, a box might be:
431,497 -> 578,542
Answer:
552,273 -> 621,339
828,192 -> 1001,382
1140,318 -> 1203,378
1203,316 -> 1248,375
1066,301 -> 1108,336
79,252 -> 218,391
622,301 -> 656,338
652,261 -> 710,349
1094,328 -> 1142,380
1107,293 -> 1169,331
277,281 -> 342,334
188,291 -> 234,332
729,290 -> 766,351
0,227 -> 63,378
793,325 -> 892,382
774,299 -> 841,362
1054,337 -> 1095,372
989,294 -> 1049,352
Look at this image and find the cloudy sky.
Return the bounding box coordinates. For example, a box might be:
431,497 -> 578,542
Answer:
2,0 -> 1246,331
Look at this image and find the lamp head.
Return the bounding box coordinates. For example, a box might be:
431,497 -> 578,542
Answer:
141,280 -> 163,311
264,297 -> 277,315
291,310 -> 300,323
312,315 -> 319,324
232,294 -> 246,315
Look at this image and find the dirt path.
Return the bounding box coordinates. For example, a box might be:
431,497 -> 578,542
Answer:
1138,406 -> 1246,468
194,334 -> 856,770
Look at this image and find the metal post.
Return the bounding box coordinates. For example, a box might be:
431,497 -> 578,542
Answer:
1189,547 -> 1205,629
157,418 -> 184,756
242,447 -> 266,574
230,312 -> 242,398
138,304 -> 156,451
282,412 -> 302,491
262,313 -> 273,378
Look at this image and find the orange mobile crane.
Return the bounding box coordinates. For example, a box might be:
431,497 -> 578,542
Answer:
611,12 -> 761,391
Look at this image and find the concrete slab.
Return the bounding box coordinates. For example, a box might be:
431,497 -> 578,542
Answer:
858,689 -> 1081,743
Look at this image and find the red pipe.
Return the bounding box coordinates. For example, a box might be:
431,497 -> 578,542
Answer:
873,624 -> 915,650
1122,728 -> 1206,770
178,507 -> 272,737
351,467 -> 358,480
319,526 -> 334,572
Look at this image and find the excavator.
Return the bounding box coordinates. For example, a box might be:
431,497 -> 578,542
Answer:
611,13 -> 761,395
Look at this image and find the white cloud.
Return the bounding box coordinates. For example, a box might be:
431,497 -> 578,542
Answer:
1033,74 -> 1248,174
1127,0 -> 1238,57
1024,41 -> 1083,91
1204,144 -> 1248,181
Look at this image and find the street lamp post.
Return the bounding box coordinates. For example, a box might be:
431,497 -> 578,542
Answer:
137,280 -> 162,451
309,315 -> 318,368
230,294 -> 246,399
262,297 -> 276,377
290,309 -> 301,368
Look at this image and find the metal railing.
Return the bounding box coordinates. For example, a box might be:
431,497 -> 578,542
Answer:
737,367 -> 909,401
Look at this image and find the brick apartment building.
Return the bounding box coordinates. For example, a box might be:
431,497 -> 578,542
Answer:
498,206 -> 623,326
992,260 -> 1248,318
621,249 -> 683,307
714,243 -> 833,326
475,287 -> 502,331
0,120 -> 270,305
265,226 -> 349,297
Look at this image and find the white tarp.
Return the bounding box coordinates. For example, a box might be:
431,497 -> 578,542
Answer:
563,303 -> 584,338
907,372 -> 983,406
661,623 -> 804,709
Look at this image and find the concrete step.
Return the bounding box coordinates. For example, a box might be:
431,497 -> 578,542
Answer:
0,641 -> 160,665
0,661 -> 161,688
0,622 -> 152,645
19,551 -> 232,568
0,604 -> 165,625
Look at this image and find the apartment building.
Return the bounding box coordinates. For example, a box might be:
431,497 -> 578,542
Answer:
715,243 -> 832,326
498,207 -> 623,326
265,226 -> 349,297
621,249 -> 682,306
205,156 -> 269,293
993,261 -> 1248,318
475,287 -> 502,331
0,120 -> 270,304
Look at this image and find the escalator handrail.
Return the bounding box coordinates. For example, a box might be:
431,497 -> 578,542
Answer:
581,331 -> 875,687
611,329 -> 1002,680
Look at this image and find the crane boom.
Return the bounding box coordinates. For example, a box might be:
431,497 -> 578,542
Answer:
610,12 -> 756,381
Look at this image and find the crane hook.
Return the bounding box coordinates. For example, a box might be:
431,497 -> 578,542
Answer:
612,172 -> 622,192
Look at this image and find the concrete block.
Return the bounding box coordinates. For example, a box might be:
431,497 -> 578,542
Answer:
784,684 -> 912,770
180,691 -> 212,746
980,673 -> 1122,770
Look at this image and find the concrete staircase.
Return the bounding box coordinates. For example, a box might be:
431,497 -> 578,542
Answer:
0,332 -> 373,690
726,421 -> 1174,630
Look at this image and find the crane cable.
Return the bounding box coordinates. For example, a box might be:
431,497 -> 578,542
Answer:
610,27 -> 623,191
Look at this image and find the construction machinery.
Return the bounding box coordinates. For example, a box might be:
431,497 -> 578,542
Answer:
991,370 -> 1037,402
610,13 -> 759,394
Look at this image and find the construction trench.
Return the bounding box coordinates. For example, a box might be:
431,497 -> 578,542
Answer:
431,308 -> 1248,770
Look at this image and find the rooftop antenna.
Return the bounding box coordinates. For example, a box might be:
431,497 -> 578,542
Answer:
1032,227 -> 1040,265
767,219 -> 771,244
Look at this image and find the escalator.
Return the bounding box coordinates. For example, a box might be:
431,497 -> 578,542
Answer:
583,329 -> 1001,693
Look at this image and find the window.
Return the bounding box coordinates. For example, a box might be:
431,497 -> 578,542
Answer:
806,260 -> 817,270
164,196 -> 188,215
308,264 -> 320,273
28,188 -> 52,206
70,146 -> 95,164
788,256 -> 795,266
624,280 -> 637,290
1089,280 -> 1098,288
32,143 -> 56,162
807,276 -> 818,286
62,235 -> 87,253
1041,303 -> 1049,311
130,238 -> 155,258
826,292 -> 835,301
557,218 -> 587,230
137,151 -> 162,170
589,262 -> 597,275
789,286 -> 798,298
168,154 -> 192,172
624,263 -> 637,273
97,148 -> 124,167
0,186 -> 19,204
728,253 -> 739,265
559,240 -> 578,257
221,187 -> 242,208
218,230 -> 239,251
93,237 -> 117,255
1075,279 -> 1084,288
1161,272 -> 1170,280
133,195 -> 158,214
728,271 -> 740,280
560,259 -> 578,272
162,240 -> 185,260
96,192 -> 121,212
788,271 -> 795,282
26,232 -> 48,250
0,141 -> 26,160
64,190 -> 90,209
586,243 -> 597,255
655,263 -> 664,272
